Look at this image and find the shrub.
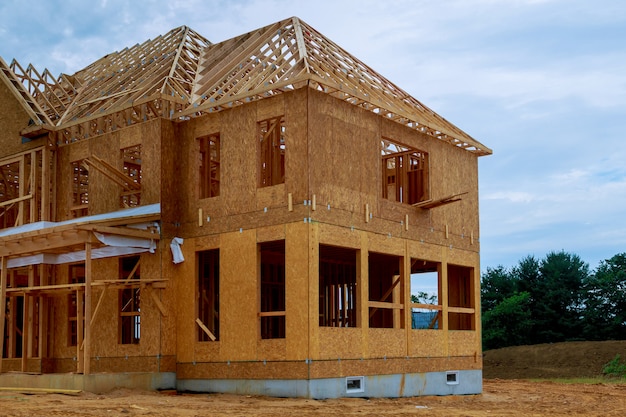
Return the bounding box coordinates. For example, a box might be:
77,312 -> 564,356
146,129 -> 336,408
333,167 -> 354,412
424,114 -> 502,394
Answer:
602,354 -> 626,377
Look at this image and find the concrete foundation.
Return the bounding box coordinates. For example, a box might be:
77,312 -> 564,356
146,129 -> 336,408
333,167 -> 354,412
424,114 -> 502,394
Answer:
0,372 -> 176,394
177,370 -> 483,399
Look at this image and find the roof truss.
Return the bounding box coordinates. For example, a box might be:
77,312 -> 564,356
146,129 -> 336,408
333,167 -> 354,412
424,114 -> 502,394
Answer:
3,18 -> 491,155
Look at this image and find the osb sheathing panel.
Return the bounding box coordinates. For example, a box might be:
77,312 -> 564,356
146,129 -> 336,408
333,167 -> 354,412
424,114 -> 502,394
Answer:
139,120 -> 163,205
0,79 -> 42,157
316,328 -> 364,360
220,105 -> 258,217
193,342 -> 221,363
285,222 -> 309,360
318,223 -> 361,249
255,183 -> 287,211
307,89 -> 379,214
448,330 -> 480,358
171,236 -> 198,363
284,88 -> 308,201
257,339 -> 287,362
219,229 -> 258,360
160,119 -> 181,238
309,356 -> 480,379
177,360 -> 309,381
367,328 -> 406,358
367,232 -> 405,256
89,130 -> 122,215
409,330 -> 447,357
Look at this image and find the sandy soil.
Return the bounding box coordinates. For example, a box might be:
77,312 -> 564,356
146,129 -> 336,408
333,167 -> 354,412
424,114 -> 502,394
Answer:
1,380 -> 625,417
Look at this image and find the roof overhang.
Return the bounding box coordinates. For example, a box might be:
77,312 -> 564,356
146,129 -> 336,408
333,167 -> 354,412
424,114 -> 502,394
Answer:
0,204 -> 160,268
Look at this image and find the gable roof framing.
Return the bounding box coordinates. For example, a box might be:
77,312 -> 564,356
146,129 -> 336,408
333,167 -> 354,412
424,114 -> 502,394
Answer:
1,17 -> 491,155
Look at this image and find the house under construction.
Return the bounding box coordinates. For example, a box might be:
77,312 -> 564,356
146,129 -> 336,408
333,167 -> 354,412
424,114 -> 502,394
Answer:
0,17 -> 491,398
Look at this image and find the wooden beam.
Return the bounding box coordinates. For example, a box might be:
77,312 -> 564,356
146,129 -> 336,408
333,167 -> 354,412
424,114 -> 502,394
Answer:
195,318 -> 216,341
78,225 -> 160,241
412,192 -> 468,210
90,287 -> 107,326
369,275 -> 402,318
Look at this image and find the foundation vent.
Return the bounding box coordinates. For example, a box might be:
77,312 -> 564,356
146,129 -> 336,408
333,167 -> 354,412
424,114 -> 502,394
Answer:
346,376 -> 365,393
446,371 -> 460,385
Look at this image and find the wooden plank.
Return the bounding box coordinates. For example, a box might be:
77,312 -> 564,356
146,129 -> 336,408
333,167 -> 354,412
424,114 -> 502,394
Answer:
78,225 -> 160,241
195,318 -> 216,341
447,306 -> 475,314
0,194 -> 32,208
258,311 -> 286,317
0,387 -> 81,395
0,257 -> 6,372
368,301 -> 404,310
90,287 -> 106,326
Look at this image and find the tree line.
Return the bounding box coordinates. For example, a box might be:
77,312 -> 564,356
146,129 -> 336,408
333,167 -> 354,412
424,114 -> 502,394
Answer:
481,251 -> 626,350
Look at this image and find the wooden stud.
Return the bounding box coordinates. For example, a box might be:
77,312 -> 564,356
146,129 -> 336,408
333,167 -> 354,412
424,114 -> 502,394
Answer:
445,224 -> 449,239
288,193 -> 293,211
365,203 -> 370,223
84,242 -> 92,375
0,257 -> 6,373
198,208 -> 203,227
405,214 -> 409,231
312,194 -> 316,211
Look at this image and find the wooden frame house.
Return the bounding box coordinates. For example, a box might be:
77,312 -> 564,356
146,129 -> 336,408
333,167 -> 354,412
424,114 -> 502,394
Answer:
0,17 -> 491,398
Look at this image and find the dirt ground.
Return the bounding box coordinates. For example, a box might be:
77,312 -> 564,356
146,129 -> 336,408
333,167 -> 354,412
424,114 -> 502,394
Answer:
2,341 -> 626,417
1,381 -> 625,417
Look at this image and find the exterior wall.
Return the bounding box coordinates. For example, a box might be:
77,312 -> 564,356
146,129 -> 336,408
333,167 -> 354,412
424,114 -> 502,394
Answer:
0,83 -> 482,397
170,87 -> 482,388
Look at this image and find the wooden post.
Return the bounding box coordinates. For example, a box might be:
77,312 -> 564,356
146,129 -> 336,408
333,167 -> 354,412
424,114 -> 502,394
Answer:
76,289 -> 84,373
41,148 -> 50,221
0,257 -> 7,373
21,294 -> 29,372
84,242 -> 92,375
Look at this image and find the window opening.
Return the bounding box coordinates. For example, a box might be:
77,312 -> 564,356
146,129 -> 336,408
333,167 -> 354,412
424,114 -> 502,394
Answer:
368,252 -> 404,329
447,264 -> 475,331
119,256 -> 141,344
410,259 -> 442,330
121,145 -> 142,208
0,160 -> 21,228
71,160 -> 89,217
319,245 -> 358,327
68,264 -> 85,347
3,269 -> 31,358
198,133 -> 220,198
381,139 -> 429,205
259,240 -> 285,339
198,249 -> 220,341
258,116 -> 285,187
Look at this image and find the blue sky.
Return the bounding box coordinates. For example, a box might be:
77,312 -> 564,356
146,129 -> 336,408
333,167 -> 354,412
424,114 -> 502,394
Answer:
1,0 -> 625,272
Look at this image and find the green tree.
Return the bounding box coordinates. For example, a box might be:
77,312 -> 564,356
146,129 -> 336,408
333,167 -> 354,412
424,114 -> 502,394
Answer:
582,253 -> 626,340
482,291 -> 532,350
481,265 -> 517,312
